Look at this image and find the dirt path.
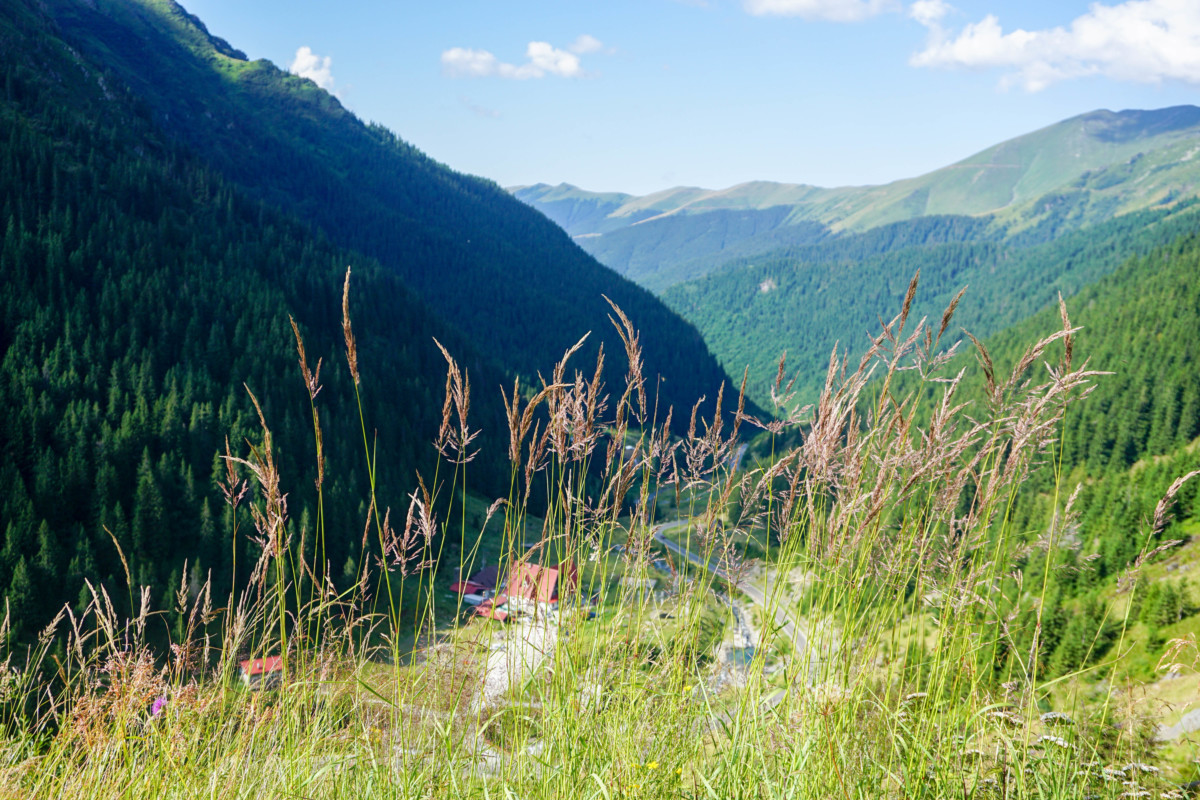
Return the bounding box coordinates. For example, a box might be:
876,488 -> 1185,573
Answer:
472,618 -> 558,713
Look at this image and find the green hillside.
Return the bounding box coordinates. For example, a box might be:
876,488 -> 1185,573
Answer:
896,229 -> 1200,682
663,202 -> 1200,407
514,107 -> 1200,291
0,0 -> 528,639
42,0 -> 741,428
508,183 -> 645,236
0,0 -> 761,642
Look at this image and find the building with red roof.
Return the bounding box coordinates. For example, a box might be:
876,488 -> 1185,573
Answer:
451,564 -> 503,595
470,560 -> 578,621
239,655 -> 283,688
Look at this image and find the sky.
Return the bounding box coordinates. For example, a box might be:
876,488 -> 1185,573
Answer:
180,0 -> 1200,195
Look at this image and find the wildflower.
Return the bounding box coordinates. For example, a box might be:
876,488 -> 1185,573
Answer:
988,710 -> 1022,727
1040,711 -> 1075,726
1035,734 -> 1074,750
151,696 -> 167,717
1124,763 -> 1160,774
645,761 -> 658,770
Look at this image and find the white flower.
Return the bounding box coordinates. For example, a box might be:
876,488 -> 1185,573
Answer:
1035,734 -> 1074,749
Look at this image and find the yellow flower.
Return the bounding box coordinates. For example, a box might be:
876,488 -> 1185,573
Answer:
646,761 -> 658,770
676,767 -> 683,775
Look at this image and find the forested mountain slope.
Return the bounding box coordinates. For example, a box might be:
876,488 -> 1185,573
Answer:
903,230 -> 1200,681
38,0 -> 738,424
0,0 -> 672,642
662,202 -> 1200,408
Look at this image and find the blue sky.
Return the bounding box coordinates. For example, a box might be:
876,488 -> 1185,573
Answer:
182,0 -> 1200,195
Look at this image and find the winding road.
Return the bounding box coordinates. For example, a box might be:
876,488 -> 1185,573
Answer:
652,519 -> 810,673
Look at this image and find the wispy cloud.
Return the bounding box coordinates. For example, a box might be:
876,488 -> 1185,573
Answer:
442,36 -> 608,79
459,96 -> 502,119
569,34 -> 604,55
911,0 -> 1200,91
289,46 -> 336,92
743,0 -> 898,22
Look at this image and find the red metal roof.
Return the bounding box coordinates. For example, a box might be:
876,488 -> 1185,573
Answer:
507,563 -> 558,602
240,656 -> 283,676
505,562 -> 578,603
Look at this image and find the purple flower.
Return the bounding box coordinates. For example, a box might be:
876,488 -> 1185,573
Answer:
151,696 -> 168,717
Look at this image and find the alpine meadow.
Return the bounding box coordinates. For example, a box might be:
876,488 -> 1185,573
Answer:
5,0 -> 1200,798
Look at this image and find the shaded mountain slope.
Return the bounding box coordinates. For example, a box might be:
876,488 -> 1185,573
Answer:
0,0 -> 526,639
43,0 -> 740,425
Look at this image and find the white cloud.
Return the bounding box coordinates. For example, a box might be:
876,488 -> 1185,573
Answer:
743,0 -> 898,22
289,46 -> 336,92
441,47 -> 500,78
569,34 -> 604,55
523,41 -> 583,77
911,0 -> 1200,91
442,38 -> 600,79
909,0 -> 950,27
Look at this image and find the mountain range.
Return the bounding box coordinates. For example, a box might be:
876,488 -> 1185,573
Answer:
515,103 -> 1200,687
513,106 -> 1200,291
514,106 -> 1200,409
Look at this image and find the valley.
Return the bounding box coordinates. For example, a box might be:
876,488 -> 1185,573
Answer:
3,0 -> 1200,796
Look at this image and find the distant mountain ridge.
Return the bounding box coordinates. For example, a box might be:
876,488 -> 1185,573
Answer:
513,106 -> 1200,290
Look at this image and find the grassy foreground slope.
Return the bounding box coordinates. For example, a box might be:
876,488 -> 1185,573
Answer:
3,254 -> 1194,797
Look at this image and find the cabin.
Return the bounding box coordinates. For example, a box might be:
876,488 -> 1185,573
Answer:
452,564 -> 505,606
451,564 -> 503,595
474,596 -> 510,621
239,655 -> 283,689
472,561 -> 578,621
504,561 -> 579,618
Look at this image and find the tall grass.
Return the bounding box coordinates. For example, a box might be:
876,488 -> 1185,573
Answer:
0,272 -> 1191,798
